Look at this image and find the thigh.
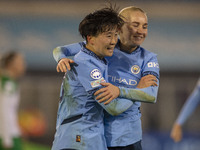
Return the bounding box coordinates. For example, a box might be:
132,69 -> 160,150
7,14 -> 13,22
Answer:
108,141 -> 142,150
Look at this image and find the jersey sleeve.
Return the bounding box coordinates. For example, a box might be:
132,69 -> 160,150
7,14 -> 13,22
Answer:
176,78 -> 200,125
71,60 -> 133,116
141,54 -> 160,102
143,54 -> 160,80
53,42 -> 85,62
118,86 -> 157,103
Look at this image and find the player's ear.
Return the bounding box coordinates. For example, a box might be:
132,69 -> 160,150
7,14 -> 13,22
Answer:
118,27 -> 123,34
87,35 -> 95,45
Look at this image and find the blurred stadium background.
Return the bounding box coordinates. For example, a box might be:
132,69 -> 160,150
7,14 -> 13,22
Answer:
0,0 -> 200,149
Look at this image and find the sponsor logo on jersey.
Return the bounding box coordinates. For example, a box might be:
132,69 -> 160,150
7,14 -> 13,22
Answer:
131,65 -> 140,74
90,69 -> 102,79
147,62 -> 159,68
108,75 -> 137,86
91,77 -> 106,88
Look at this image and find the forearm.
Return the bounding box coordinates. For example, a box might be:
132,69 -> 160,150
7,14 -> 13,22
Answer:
94,94 -> 133,116
119,86 -> 158,103
53,42 -> 84,62
176,87 -> 200,125
53,47 -> 68,62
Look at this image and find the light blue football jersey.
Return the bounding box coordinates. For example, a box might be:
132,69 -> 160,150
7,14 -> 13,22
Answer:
53,41 -> 160,147
52,47 -> 108,150
52,46 -> 135,150
104,43 -> 159,146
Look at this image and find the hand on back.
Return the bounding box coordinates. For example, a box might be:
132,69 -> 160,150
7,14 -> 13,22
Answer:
56,58 -> 74,72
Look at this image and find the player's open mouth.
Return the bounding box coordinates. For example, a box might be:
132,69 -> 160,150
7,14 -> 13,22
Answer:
134,36 -> 143,40
107,47 -> 114,51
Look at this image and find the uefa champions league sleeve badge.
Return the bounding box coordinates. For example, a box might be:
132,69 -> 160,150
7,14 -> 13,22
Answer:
90,69 -> 105,88
90,69 -> 102,79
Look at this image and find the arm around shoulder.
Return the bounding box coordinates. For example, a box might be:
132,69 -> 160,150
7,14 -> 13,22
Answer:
53,42 -> 84,62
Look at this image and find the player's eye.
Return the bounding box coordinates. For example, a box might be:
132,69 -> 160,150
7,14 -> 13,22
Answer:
131,23 -> 139,28
143,24 -> 148,29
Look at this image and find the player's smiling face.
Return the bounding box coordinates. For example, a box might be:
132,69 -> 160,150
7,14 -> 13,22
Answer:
120,10 -> 148,48
88,28 -> 118,58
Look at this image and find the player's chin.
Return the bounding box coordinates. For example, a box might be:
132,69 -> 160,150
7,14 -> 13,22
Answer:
106,51 -> 114,57
133,39 -> 145,45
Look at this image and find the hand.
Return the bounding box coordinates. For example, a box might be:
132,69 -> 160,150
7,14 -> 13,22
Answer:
56,58 -> 74,72
94,82 -> 120,105
170,123 -> 183,142
137,75 -> 158,88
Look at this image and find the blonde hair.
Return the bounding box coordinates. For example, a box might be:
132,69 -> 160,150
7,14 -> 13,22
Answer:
119,6 -> 147,21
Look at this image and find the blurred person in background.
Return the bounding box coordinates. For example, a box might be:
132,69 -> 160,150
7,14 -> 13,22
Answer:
53,6 -> 159,150
170,78 -> 200,142
0,51 -> 26,150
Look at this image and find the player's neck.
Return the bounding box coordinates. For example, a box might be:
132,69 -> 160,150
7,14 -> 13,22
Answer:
119,42 -> 138,54
85,44 -> 104,59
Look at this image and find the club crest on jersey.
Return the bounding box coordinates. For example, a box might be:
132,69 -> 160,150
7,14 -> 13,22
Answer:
90,69 -> 102,79
131,65 -> 140,74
